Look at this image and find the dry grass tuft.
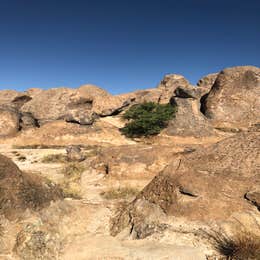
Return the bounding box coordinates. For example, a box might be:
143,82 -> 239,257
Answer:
59,163 -> 86,199
41,154 -> 67,163
100,187 -> 139,200
208,229 -> 260,260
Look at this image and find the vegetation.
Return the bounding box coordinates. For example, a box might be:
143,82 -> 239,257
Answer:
61,163 -> 85,179
41,153 -> 67,163
120,102 -> 177,138
100,187 -> 139,200
208,229 -> 260,260
59,163 -> 86,199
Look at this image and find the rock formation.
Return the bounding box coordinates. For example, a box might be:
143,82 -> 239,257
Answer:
201,66 -> 260,129
0,153 -> 63,219
111,129 -> 260,238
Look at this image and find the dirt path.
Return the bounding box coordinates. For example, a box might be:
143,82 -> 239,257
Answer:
0,144 -> 207,259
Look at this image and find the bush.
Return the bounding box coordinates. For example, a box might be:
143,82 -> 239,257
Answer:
41,154 -> 67,163
208,229 -> 260,260
120,102 -> 177,137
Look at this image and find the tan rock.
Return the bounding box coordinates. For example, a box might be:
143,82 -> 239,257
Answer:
111,130 -> 260,237
0,153 -> 63,219
197,73 -> 218,89
0,107 -> 20,136
201,66 -> 260,128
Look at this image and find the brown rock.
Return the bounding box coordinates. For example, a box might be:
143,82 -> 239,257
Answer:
197,73 -> 218,89
163,98 -> 215,138
66,145 -> 86,162
245,190 -> 260,210
0,154 -> 63,219
111,131 -> 260,237
0,107 -> 20,137
201,66 -> 260,128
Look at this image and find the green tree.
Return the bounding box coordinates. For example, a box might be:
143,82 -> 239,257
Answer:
120,102 -> 177,138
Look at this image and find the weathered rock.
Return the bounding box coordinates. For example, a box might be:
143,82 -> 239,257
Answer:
0,106 -> 20,136
21,85 -> 126,125
14,225 -> 61,260
245,190 -> 260,210
0,90 -> 22,106
111,131 -> 260,237
157,74 -> 191,104
66,145 -> 86,162
197,73 -> 218,89
163,98 -> 215,137
201,66 -> 260,128
0,154 -> 63,219
20,112 -> 39,129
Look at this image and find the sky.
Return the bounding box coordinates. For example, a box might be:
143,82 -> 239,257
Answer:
0,0 -> 259,94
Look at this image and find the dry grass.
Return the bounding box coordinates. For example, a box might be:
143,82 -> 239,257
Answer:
61,163 -> 85,179
208,229 -> 260,260
41,154 -> 67,163
59,163 -> 86,199
12,145 -> 67,149
100,187 -> 139,200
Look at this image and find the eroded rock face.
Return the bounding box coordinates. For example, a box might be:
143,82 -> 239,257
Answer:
197,73 -> 218,89
0,107 -> 20,136
0,154 -> 63,219
111,130 -> 260,237
21,85 -> 126,125
164,98 -> 215,137
201,66 -> 260,128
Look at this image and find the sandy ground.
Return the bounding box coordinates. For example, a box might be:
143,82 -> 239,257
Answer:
0,144 -> 207,260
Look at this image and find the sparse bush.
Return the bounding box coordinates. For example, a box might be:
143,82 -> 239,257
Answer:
208,229 -> 260,260
61,163 -> 85,179
59,163 -> 86,199
42,154 -> 67,163
100,187 -> 139,200
120,102 -> 177,138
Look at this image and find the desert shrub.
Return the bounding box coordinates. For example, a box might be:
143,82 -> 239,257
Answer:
100,187 -> 139,200
59,163 -> 86,199
42,154 -> 67,163
208,229 -> 260,260
120,102 -> 176,137
61,163 -> 85,179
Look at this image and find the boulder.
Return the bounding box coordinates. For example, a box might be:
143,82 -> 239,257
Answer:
0,106 -> 20,136
0,154 -> 63,219
21,85 -> 126,125
163,98 -> 215,137
197,73 -> 218,89
111,131 -> 260,237
66,145 -> 86,162
157,74 -> 191,104
201,66 -> 260,128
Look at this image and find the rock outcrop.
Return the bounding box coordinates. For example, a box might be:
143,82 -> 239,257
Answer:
111,130 -> 260,237
0,154 -> 63,219
201,66 -> 260,129
0,106 -> 20,136
197,73 -> 218,89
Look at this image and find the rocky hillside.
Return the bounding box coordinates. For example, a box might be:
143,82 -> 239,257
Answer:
0,65 -> 259,259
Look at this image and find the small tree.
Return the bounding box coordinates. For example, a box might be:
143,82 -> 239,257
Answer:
120,102 -> 177,138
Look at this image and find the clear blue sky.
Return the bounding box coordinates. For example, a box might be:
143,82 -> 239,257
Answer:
0,0 -> 259,94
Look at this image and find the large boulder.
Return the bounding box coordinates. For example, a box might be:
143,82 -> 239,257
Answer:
111,130 -> 260,238
117,74 -> 192,107
201,66 -> 260,128
0,154 -> 63,219
0,107 -> 20,137
163,98 -> 215,137
21,85 -> 126,125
